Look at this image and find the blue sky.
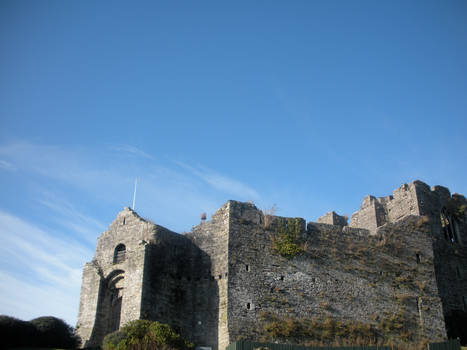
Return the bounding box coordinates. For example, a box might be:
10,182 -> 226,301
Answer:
1,1 -> 466,326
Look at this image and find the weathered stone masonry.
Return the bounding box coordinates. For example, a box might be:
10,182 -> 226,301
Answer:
76,180 -> 467,349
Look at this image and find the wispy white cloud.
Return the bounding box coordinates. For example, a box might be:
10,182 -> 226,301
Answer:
0,140 -> 261,228
36,191 -> 106,244
110,144 -> 155,160
0,210 -> 93,325
175,161 -> 259,200
0,142 -> 122,185
0,271 -> 80,325
0,159 -> 16,171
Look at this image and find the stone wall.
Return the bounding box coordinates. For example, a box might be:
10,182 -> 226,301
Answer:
77,180 -> 467,350
76,262 -> 101,347
77,208 -> 157,346
226,201 -> 446,347
350,182 -> 422,234
317,211 -> 348,226
348,181 -> 467,343
139,226 -> 194,340
189,202 -> 231,350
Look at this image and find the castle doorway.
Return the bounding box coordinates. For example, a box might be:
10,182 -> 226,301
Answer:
106,270 -> 124,332
89,269 -> 125,346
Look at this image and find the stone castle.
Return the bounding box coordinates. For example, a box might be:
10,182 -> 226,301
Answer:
76,180 -> 467,349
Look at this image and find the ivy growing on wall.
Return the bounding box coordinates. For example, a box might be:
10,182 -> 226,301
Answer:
271,218 -> 303,259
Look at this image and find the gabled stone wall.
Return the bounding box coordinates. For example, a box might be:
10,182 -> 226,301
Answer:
77,207 -> 152,347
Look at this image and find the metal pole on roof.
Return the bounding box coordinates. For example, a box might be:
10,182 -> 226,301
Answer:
132,178 -> 138,210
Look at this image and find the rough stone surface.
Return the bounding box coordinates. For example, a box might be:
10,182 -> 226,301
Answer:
76,180 -> 467,349
317,211 -> 348,226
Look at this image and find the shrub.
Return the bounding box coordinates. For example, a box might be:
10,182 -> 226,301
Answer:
0,315 -> 37,348
0,314 -> 79,348
103,319 -> 194,350
30,316 -> 80,348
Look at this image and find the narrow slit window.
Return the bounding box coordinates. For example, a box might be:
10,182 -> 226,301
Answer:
246,264 -> 249,272
441,208 -> 457,243
416,253 -> 421,264
246,303 -> 251,310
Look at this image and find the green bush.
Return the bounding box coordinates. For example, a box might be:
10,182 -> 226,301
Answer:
30,316 -> 80,348
103,319 -> 194,350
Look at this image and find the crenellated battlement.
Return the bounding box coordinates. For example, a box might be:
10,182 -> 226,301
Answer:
347,180 -> 466,240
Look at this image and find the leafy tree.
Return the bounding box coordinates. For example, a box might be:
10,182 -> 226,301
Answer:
30,316 -> 80,348
103,319 -> 194,350
0,315 -> 37,348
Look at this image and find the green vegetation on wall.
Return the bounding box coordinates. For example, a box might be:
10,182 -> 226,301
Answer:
271,218 -> 303,259
257,312 -> 429,350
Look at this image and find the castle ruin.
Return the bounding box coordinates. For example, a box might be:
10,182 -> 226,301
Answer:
76,180 -> 467,349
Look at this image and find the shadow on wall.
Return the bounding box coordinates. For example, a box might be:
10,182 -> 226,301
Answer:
141,237 -> 219,349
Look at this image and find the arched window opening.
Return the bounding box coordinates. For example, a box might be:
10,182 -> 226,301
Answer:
113,244 -> 126,264
440,208 -> 457,243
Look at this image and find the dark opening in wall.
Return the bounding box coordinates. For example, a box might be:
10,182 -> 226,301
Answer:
218,275 -> 222,280
113,244 -> 126,264
122,217 -> 126,225
246,264 -> 249,272
441,208 -> 458,243
416,253 -> 421,264
246,303 -> 251,310
280,275 -> 284,281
